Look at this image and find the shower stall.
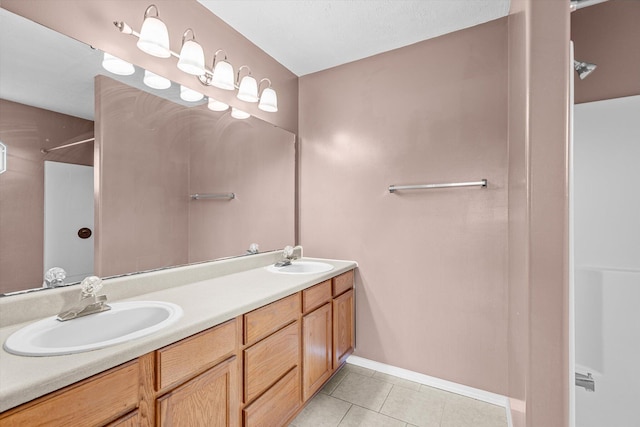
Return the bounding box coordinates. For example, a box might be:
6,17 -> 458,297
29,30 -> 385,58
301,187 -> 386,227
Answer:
571,93 -> 640,426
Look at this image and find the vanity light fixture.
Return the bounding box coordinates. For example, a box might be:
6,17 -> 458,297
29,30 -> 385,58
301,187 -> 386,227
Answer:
177,29 -> 205,76
258,79 -> 278,112
114,5 -> 279,112
136,5 -> 171,58
231,107 -> 250,119
143,70 -> 171,90
0,142 -> 6,174
236,66 -> 259,103
180,85 -> 204,102
199,50 -> 235,90
207,98 -> 229,112
101,52 -> 135,76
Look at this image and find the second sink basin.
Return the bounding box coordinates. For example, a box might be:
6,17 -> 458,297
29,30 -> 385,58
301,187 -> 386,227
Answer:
266,261 -> 335,274
4,301 -> 182,357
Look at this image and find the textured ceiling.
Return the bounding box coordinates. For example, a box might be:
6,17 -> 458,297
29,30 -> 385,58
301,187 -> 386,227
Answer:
198,0 -> 511,76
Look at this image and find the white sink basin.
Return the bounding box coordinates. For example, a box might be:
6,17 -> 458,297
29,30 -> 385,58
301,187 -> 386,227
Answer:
266,261 -> 335,274
4,301 -> 182,356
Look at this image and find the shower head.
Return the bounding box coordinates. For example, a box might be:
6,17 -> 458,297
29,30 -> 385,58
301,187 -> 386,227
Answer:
573,59 -> 597,80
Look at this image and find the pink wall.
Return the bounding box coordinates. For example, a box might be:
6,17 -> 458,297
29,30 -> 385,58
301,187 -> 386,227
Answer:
1,0 -> 298,134
0,99 -> 93,294
507,1 -> 571,426
528,2 -> 570,426
188,111 -> 295,261
95,76 -> 190,277
300,19 -> 510,395
506,1 -> 530,424
572,0 -> 640,104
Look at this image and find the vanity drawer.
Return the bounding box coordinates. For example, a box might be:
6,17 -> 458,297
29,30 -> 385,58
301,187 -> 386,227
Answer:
302,280 -> 332,313
244,321 -> 299,403
332,270 -> 354,296
0,360 -> 139,427
156,318 -> 237,391
243,367 -> 300,427
244,293 -> 300,345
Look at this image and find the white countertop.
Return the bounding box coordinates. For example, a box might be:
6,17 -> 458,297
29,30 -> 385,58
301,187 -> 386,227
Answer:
0,254 -> 357,412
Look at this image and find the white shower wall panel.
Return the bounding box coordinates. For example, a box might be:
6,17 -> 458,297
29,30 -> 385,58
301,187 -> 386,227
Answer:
574,95 -> 640,427
573,95 -> 640,270
575,270 -> 640,427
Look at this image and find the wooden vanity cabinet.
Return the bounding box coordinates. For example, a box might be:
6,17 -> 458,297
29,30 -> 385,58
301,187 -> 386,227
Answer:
106,411 -> 140,427
1,268 -> 356,427
155,319 -> 240,427
332,271 -> 355,369
0,360 -> 140,427
301,280 -> 333,401
157,357 -> 238,426
242,294 -> 302,426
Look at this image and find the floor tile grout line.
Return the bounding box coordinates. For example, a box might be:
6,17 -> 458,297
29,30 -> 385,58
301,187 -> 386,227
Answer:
335,403 -> 353,427
376,383 -> 424,426
339,401 -> 411,426
378,382 -> 395,413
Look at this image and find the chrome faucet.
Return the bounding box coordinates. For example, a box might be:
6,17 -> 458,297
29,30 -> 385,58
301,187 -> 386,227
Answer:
57,276 -> 111,321
274,246 -> 297,267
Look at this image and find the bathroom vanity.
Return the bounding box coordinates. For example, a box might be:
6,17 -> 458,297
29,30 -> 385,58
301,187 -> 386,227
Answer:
0,253 -> 356,426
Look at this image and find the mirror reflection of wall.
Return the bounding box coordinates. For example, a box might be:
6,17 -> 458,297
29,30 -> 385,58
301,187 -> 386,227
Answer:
0,8 -> 296,295
95,75 -> 295,278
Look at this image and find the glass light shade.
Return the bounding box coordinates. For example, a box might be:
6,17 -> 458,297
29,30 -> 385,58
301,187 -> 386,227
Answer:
258,87 -> 278,112
177,40 -> 205,75
237,75 -> 259,103
211,60 -> 235,90
102,52 -> 135,76
137,16 -> 171,58
143,70 -> 171,90
231,107 -> 250,119
207,98 -> 229,112
180,85 -> 204,102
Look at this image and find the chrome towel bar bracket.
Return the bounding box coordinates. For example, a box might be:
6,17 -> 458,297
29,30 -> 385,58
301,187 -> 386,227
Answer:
389,179 -> 487,193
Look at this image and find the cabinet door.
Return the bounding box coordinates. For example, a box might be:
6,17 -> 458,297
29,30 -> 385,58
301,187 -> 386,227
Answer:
333,289 -> 354,369
157,357 -> 238,427
302,303 -> 332,401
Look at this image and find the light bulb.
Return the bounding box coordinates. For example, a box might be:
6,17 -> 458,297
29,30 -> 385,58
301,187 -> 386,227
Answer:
231,107 -> 250,119
136,6 -> 171,58
102,52 -> 135,76
180,85 -> 204,102
237,75 -> 259,103
258,87 -> 278,112
143,70 -> 171,90
211,60 -> 235,90
207,98 -> 229,112
177,30 -> 205,76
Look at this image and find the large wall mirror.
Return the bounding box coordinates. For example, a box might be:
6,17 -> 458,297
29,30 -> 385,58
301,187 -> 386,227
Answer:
0,8 -> 296,295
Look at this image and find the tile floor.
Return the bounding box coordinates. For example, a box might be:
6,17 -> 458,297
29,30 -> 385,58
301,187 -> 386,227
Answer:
290,363 -> 508,427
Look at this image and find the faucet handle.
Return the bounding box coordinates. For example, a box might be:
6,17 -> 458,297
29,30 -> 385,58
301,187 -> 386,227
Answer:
283,245 -> 294,259
43,267 -> 67,288
80,276 -> 103,298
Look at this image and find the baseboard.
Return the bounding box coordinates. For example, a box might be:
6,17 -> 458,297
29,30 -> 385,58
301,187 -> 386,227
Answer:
346,355 -> 513,427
